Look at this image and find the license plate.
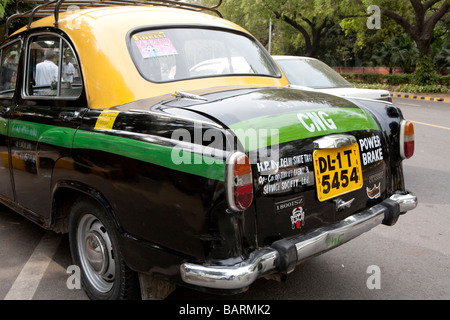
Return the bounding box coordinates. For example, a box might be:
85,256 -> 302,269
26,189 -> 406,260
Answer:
313,143 -> 363,202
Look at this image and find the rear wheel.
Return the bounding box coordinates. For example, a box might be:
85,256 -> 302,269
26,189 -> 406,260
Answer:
68,197 -> 140,300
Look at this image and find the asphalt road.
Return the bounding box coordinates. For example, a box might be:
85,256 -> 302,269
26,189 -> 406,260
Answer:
0,97 -> 449,301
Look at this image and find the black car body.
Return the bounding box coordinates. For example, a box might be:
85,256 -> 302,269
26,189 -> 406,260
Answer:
0,0 -> 417,300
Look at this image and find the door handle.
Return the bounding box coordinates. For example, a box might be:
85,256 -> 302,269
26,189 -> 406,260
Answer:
58,111 -> 80,121
0,107 -> 10,116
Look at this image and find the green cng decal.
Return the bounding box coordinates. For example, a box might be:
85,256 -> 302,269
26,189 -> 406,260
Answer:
8,120 -> 225,181
229,107 -> 380,152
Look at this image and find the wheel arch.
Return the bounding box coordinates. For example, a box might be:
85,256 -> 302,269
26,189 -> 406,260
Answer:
50,180 -> 118,234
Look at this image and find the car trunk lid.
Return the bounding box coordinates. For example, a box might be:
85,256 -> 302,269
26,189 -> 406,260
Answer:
159,87 -> 388,245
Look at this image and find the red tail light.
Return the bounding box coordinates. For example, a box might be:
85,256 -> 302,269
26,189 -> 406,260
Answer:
226,152 -> 253,211
400,120 -> 414,159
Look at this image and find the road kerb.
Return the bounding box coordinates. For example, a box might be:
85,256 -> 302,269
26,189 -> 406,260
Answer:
392,93 -> 450,103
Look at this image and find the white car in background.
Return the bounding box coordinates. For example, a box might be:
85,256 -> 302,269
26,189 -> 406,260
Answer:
273,55 -> 392,102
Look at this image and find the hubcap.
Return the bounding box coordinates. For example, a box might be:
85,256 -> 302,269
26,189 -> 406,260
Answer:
77,214 -> 116,293
85,231 -> 108,275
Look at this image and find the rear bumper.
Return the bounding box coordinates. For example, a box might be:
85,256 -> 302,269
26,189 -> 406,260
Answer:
180,191 -> 417,290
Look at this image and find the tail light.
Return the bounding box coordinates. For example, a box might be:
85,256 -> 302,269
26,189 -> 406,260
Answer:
400,120 -> 414,159
226,152 -> 253,211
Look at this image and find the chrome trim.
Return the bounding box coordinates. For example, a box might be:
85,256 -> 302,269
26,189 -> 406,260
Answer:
390,191 -> 418,212
294,204 -> 386,263
313,134 -> 357,149
181,249 -> 278,290
173,91 -> 209,101
128,109 -> 223,129
180,191 -> 418,290
334,197 -> 355,212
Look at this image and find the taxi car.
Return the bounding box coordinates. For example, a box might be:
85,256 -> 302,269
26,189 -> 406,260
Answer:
0,0 -> 417,300
274,55 -> 392,102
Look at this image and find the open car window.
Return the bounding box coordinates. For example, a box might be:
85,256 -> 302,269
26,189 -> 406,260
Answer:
0,41 -> 21,96
25,34 -> 82,98
129,28 -> 280,82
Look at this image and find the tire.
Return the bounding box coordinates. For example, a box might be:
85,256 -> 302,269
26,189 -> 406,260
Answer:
68,197 -> 140,300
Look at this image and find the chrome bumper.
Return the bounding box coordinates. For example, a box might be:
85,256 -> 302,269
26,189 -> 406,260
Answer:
180,192 -> 417,290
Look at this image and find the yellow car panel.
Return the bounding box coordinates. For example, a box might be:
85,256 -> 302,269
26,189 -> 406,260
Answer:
16,7 -> 288,109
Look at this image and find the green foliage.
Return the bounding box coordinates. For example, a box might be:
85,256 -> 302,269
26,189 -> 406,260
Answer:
397,84 -> 449,94
441,75 -> 450,86
352,80 -> 450,94
0,0 -> 7,18
339,0 -> 406,49
340,0 -> 449,58
343,73 -> 384,84
0,0 -> 38,38
199,0 -> 449,71
351,78 -> 450,94
351,80 -> 450,93
352,83 -> 387,90
342,72 -> 450,87
0,0 -> 8,18
433,35 -> 450,74
201,0 -> 344,56
412,54 -> 441,86
370,34 -> 418,73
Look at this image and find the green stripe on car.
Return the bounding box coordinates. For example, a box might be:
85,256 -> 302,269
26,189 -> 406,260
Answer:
8,120 -> 226,181
229,108 -> 380,152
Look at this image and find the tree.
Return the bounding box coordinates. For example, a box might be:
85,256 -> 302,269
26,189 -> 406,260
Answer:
379,0 -> 449,57
0,0 -> 37,41
199,0 -> 343,57
340,0 -> 449,84
379,0 -> 449,84
341,0 -> 449,57
267,0 -> 339,57
196,0 -> 273,47
370,34 -> 419,73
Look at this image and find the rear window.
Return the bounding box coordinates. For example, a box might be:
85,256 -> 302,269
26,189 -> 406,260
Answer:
129,28 -> 280,82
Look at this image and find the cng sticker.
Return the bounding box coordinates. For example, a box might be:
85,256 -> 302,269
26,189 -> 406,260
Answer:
95,111 -> 120,131
297,111 -> 337,133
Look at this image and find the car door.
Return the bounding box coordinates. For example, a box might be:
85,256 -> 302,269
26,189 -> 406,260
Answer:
10,32 -> 86,219
0,40 -> 21,201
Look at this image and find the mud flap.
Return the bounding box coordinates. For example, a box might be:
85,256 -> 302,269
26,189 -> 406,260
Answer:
139,273 -> 176,300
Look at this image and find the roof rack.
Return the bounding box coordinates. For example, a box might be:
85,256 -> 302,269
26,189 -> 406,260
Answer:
5,0 -> 223,37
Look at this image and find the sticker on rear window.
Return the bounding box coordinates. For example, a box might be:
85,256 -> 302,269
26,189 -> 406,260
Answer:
133,32 -> 178,58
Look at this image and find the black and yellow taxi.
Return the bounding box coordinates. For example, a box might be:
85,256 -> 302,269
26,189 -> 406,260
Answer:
0,0 -> 417,300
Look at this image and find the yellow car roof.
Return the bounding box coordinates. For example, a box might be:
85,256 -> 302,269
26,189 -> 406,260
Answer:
16,6 -> 288,109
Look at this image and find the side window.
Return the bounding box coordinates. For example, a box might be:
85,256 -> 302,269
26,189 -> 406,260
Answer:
0,41 -> 21,95
60,40 -> 82,98
26,34 -> 82,98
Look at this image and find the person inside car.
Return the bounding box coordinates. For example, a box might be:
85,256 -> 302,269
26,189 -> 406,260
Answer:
62,54 -> 75,84
35,50 -> 58,87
